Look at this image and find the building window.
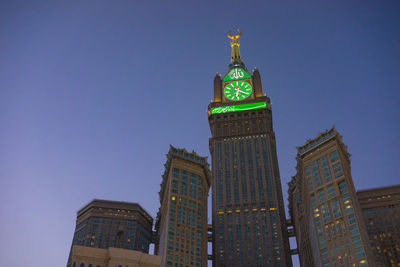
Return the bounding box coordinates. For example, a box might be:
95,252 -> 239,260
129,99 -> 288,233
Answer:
178,207 -> 186,224
332,163 -> 343,178
329,150 -> 339,163
320,156 -> 331,182
188,210 -> 195,226
331,198 -> 342,218
327,184 -> 336,199
317,189 -> 326,203
351,235 -> 362,247
311,161 -> 322,187
190,173 -> 197,198
338,180 -> 348,194
305,165 -> 311,176
216,142 -> 223,204
172,180 -> 178,194
307,177 -> 313,191
354,247 -> 365,259
349,223 -> 359,236
181,171 -> 187,195
341,221 -> 346,233
173,168 -> 179,178
311,194 -> 316,209
321,203 -> 331,222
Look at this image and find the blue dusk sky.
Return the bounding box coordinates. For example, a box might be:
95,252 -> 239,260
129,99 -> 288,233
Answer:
1,1 -> 399,267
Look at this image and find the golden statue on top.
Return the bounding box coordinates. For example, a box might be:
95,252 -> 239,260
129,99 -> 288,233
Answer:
227,29 -> 241,41
227,29 -> 244,69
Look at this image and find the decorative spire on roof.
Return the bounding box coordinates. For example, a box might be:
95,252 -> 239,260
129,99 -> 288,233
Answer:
228,29 -> 246,70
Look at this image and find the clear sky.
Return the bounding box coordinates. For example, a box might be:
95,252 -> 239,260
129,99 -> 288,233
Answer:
0,1 -> 399,266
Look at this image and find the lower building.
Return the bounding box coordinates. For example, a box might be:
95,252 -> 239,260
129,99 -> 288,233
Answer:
69,245 -> 161,267
155,146 -> 211,267
288,127 -> 375,267
67,199 -> 154,267
357,185 -> 400,266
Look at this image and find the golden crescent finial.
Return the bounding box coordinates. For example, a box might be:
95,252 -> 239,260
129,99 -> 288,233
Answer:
227,29 -> 241,40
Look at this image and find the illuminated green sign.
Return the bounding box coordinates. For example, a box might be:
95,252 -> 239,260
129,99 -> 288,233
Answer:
211,102 -> 268,114
223,68 -> 251,82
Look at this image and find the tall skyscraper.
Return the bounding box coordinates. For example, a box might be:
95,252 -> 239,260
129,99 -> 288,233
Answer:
154,146 -> 211,267
288,127 -> 375,267
357,185 -> 400,266
208,30 -> 292,266
67,199 -> 154,267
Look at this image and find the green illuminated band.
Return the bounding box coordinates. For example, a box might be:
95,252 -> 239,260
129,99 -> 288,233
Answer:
211,102 -> 268,114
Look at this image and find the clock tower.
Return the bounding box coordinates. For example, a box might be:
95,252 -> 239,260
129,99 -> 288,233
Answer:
208,31 -> 292,266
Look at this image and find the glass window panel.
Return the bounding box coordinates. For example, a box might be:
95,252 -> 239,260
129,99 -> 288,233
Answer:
317,189 -> 326,203
190,173 -> 197,198
321,203 -> 331,222
341,221 -> 346,233
320,156 -> 332,182
351,235 -> 362,247
331,198 -> 342,218
305,165 -> 311,176
335,171 -> 344,178
327,184 -> 336,198
330,150 -> 339,163
349,224 -> 359,235
347,214 -> 356,225
173,168 -> 179,178
181,171 -> 187,195
311,194 -> 316,208
335,222 -> 341,235
311,161 -> 322,187
338,181 -> 348,194
333,163 -> 342,173
355,246 -> 365,258
307,177 -> 313,191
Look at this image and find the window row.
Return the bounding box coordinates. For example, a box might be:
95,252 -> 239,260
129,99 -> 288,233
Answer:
305,150 -> 344,192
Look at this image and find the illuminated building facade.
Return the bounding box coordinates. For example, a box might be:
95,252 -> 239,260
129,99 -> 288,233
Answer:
66,199 -> 153,267
154,146 -> 211,267
288,127 -> 375,267
357,185 -> 400,266
208,31 -> 292,266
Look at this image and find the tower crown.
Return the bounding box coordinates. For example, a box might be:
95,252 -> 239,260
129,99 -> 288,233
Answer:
228,29 -> 246,70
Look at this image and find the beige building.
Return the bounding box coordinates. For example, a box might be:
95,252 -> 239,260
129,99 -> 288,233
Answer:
155,145 -> 211,267
67,200 -> 154,266
288,127 -> 375,267
69,245 -> 161,267
357,185 -> 400,266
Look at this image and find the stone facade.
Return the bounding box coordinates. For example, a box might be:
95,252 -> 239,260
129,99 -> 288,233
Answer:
70,245 -> 161,267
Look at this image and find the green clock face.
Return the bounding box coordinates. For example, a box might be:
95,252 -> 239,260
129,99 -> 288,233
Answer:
224,81 -> 252,101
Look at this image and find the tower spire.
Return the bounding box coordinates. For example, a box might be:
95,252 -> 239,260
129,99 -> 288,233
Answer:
228,29 -> 246,70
